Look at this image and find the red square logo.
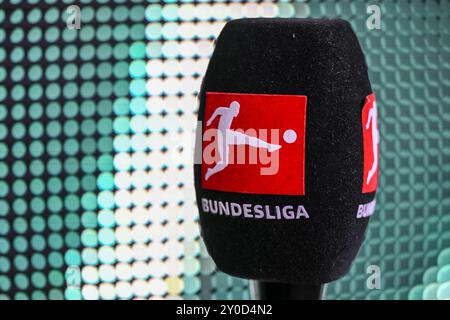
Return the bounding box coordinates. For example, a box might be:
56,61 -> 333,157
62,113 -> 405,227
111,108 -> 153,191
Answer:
201,92 -> 307,195
362,93 -> 379,193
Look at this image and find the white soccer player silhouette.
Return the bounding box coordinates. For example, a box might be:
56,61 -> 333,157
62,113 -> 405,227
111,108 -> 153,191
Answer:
365,101 -> 379,185
205,101 -> 281,181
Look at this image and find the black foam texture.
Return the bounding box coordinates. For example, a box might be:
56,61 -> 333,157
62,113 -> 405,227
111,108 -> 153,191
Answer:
194,18 -> 375,285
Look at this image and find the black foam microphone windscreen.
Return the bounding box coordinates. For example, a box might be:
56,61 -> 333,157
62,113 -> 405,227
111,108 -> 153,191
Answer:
194,18 -> 379,285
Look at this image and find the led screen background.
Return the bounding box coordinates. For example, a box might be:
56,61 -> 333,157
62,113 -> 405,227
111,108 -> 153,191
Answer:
0,0 -> 449,300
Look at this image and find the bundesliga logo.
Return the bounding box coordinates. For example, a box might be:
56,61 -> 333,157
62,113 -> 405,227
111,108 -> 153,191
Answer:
201,92 -> 307,195
203,100 -> 282,181
361,93 -> 379,193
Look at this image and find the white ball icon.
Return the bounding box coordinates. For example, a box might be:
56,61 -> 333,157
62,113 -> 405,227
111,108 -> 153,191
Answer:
283,129 -> 297,144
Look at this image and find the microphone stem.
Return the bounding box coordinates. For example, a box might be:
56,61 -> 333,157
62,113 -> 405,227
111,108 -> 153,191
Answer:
251,281 -> 326,300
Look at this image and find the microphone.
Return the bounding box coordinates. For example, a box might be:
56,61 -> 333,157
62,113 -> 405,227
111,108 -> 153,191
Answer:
194,18 -> 379,299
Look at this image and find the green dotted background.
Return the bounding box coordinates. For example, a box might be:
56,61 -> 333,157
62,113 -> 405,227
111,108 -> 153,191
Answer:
0,0 -> 142,300
0,0 -> 449,300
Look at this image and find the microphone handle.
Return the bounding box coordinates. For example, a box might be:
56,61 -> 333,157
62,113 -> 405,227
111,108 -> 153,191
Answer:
251,281 -> 326,300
